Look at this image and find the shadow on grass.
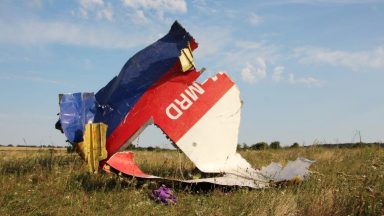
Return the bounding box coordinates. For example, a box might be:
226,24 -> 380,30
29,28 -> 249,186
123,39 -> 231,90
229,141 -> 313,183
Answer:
66,169 -> 244,195
66,172 -> 137,192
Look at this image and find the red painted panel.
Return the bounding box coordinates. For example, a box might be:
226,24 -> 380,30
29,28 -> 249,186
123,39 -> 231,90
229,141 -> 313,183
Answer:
104,70 -> 234,164
106,151 -> 154,178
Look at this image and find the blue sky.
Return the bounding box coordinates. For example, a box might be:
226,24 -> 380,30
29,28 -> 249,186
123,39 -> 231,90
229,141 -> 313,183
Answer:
0,0 -> 383,147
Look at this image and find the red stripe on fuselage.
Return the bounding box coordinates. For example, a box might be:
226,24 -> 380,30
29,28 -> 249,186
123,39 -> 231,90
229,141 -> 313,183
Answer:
155,73 -> 234,141
105,67 -> 234,160
105,62 -> 200,155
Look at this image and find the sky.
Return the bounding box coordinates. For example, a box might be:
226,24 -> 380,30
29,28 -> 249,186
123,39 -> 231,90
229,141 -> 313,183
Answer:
0,0 -> 383,148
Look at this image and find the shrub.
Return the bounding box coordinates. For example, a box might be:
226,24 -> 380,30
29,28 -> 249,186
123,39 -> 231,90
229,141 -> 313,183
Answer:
270,141 -> 281,149
250,142 -> 269,150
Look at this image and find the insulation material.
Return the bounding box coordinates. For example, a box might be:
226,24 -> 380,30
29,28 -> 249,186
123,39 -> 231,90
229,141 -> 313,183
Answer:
179,44 -> 195,72
80,123 -> 108,173
260,157 -> 314,182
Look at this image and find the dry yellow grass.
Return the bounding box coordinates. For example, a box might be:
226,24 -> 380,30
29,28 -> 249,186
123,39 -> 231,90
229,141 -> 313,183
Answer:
0,146 -> 66,151
0,146 -> 383,215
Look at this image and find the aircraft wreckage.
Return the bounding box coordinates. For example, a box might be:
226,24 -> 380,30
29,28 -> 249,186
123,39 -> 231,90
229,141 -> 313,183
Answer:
56,21 -> 313,188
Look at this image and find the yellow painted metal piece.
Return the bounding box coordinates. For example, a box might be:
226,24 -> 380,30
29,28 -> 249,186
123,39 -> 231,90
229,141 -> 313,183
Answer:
81,123 -> 108,173
179,43 -> 195,72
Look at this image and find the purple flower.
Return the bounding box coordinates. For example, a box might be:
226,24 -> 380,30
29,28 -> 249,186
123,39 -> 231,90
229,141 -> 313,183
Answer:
152,185 -> 177,205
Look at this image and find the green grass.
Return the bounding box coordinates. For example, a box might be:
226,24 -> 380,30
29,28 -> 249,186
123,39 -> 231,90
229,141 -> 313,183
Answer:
0,147 -> 383,215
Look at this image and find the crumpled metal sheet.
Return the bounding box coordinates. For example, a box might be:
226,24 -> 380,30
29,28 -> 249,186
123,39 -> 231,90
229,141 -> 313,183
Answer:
106,151 -> 159,179
94,21 -> 197,138
185,157 -> 314,188
59,92 -> 96,143
56,21 -> 314,188
106,151 -> 313,189
260,157 -> 315,182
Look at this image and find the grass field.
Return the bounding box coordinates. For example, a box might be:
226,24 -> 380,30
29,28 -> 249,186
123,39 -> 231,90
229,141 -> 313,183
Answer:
0,146 -> 383,216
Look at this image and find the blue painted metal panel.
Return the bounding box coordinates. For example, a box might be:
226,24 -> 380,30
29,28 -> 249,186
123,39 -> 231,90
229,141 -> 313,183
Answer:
59,92 -> 96,143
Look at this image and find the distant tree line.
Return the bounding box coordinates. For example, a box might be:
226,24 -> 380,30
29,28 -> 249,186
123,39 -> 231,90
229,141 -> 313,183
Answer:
123,144 -> 176,152
0,144 -> 66,148
239,141 -> 285,150
310,142 -> 384,148
1,141 -> 382,152
238,141 -> 383,150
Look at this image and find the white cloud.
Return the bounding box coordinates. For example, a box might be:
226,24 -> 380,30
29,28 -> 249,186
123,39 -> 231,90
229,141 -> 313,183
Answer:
264,0 -> 384,6
249,13 -> 262,25
80,0 -> 104,8
235,41 -> 264,49
191,0 -> 217,14
295,46 -> 384,71
128,9 -> 149,24
77,7 -> 88,18
272,65 -> 284,82
199,38 -> 280,84
122,0 -> 187,13
201,37 -> 319,87
241,58 -> 267,84
122,0 -> 187,23
191,25 -> 232,58
0,19 -> 148,49
241,63 -> 256,83
97,3 -> 114,21
191,0 -> 207,8
234,41 -> 280,64
75,0 -> 113,21
288,73 -> 320,86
